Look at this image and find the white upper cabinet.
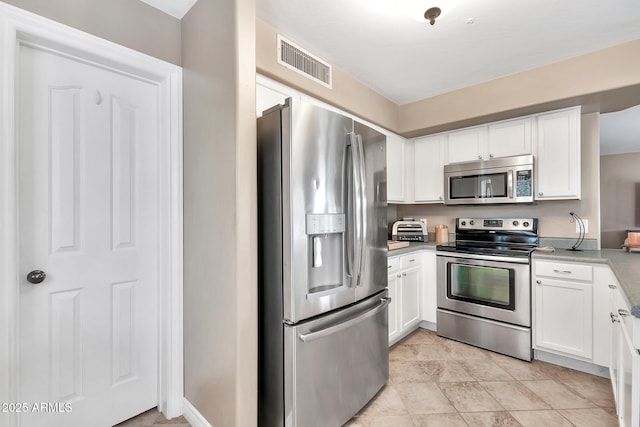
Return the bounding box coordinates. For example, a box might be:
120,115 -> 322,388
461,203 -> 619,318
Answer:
256,81 -> 296,116
487,117 -> 533,159
386,133 -> 406,203
413,134 -> 445,203
535,106 -> 581,200
446,117 -> 533,164
446,126 -> 487,163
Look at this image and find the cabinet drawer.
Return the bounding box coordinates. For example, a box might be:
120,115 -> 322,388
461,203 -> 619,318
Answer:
400,253 -> 421,269
536,261 -> 592,281
388,257 -> 400,274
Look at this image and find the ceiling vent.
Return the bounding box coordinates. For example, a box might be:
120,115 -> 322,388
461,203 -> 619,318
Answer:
277,35 -> 332,88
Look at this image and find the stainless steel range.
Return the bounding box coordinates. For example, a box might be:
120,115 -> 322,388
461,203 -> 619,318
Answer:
436,218 -> 539,361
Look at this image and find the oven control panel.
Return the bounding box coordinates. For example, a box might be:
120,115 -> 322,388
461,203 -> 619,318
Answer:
457,218 -> 536,232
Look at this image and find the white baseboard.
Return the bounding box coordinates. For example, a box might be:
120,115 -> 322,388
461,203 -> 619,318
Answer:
419,321 -> 436,332
182,398 -> 213,427
534,349 -> 610,378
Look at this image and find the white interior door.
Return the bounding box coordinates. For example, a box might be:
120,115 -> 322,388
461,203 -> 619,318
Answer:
18,44 -> 160,427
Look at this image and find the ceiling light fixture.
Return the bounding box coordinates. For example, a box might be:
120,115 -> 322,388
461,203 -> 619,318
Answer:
424,7 -> 441,25
394,0 -> 453,24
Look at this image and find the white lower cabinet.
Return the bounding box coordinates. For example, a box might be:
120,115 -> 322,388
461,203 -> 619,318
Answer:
609,279 -> 640,427
421,250 -> 437,324
387,257 -> 401,343
388,252 -> 423,345
533,260 -> 593,359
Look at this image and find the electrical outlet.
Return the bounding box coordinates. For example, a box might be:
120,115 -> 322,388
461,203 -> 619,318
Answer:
576,219 -> 588,234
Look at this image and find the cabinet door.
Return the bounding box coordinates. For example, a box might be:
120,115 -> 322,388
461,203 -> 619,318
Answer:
447,126 -> 487,163
593,266 -> 614,367
611,290 -> 621,409
256,82 -> 294,116
535,107 -> 581,200
401,267 -> 421,330
421,251 -> 437,324
487,117 -> 532,159
534,277 -> 593,359
387,272 -> 401,344
386,134 -> 406,203
619,321 -> 639,427
414,135 -> 445,203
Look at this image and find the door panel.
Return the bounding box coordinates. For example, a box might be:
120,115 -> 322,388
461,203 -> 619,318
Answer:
284,293 -> 389,427
18,44 -> 159,427
284,100 -> 356,322
354,121 -> 388,302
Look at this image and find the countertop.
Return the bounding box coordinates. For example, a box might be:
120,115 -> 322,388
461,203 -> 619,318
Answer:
533,249 -> 640,317
388,241 -> 437,256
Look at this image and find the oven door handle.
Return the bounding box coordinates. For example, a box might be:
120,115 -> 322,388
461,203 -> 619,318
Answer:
436,251 -> 530,264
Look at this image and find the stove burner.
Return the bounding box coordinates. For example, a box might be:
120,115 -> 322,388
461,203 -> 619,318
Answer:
436,217 -> 539,258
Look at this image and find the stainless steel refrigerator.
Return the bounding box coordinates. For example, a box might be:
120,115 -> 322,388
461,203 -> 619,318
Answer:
258,98 -> 389,427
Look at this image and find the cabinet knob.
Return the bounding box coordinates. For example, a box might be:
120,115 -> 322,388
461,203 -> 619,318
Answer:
618,309 -> 630,317
439,196 -> 443,201
489,154 -> 494,158
402,273 -> 407,277
478,155 -> 483,160
610,312 -> 620,323
397,274 -> 401,278
536,280 -> 542,285
608,284 -> 617,290
538,192 -> 544,196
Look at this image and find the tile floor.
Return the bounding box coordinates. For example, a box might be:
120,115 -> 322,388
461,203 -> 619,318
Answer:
346,328 -> 618,427
114,408 -> 190,426
118,328 -> 617,427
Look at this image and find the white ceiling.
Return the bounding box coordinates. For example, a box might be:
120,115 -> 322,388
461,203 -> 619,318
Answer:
141,0 -> 640,154
256,0 -> 640,106
140,0 -> 197,19
256,0 -> 640,153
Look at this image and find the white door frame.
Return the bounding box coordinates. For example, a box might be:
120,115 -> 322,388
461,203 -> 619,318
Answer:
0,3 -> 184,426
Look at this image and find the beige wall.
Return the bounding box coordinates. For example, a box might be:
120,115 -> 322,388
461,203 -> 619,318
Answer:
1,0 -> 181,65
182,0 -> 257,426
601,152 -> 640,248
256,18 -> 398,131
397,113 -> 601,243
399,39 -> 640,137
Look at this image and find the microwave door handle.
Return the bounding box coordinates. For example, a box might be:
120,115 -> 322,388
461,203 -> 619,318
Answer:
507,171 -> 514,198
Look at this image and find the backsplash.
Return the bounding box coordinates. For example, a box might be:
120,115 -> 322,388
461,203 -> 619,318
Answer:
389,198 -> 598,243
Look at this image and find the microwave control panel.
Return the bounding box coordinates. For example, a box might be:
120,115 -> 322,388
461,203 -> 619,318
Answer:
516,170 -> 532,197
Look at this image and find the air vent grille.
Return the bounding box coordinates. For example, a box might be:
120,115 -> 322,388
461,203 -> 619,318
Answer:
277,35 -> 332,88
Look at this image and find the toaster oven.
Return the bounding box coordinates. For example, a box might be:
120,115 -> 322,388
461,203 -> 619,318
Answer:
392,219 -> 428,242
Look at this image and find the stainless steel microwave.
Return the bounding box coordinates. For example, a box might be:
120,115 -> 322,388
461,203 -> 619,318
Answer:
444,155 -> 534,205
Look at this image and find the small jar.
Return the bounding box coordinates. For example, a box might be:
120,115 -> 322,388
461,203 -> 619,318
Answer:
435,224 -> 449,243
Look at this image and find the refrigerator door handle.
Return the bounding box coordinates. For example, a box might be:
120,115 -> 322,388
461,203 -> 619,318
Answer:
347,132 -> 363,286
297,297 -> 391,342
355,134 -> 367,284
345,138 -> 355,280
